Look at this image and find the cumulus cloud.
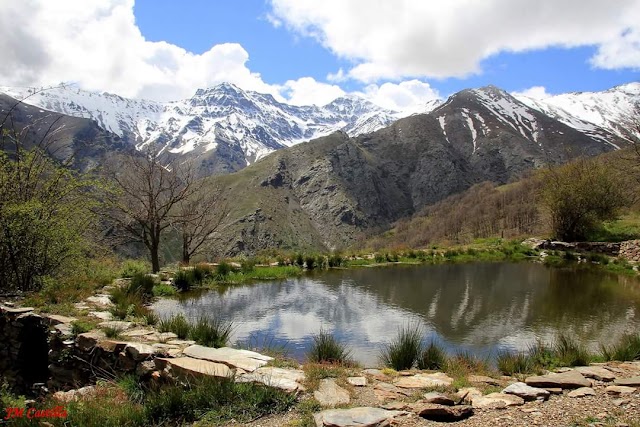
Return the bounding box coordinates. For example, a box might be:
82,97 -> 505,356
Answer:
268,0 -> 640,81
0,0 -> 281,102
359,80 -> 441,112
280,77 -> 345,106
512,86 -> 552,100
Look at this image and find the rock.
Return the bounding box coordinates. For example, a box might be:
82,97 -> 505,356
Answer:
125,343 -> 155,361
545,388 -> 563,394
575,366 -> 616,382
236,367 -> 305,392
380,401 -> 412,411
503,382 -> 550,401
52,386 -> 96,403
394,372 -> 453,389
612,398 -> 631,406
182,345 -> 272,372
362,369 -> 388,381
314,379 -> 350,407
455,387 -> 482,404
525,370 -> 591,389
614,376 -> 640,387
118,351 -> 137,371
567,387 -> 596,398
468,375 -> 501,386
85,295 -> 113,308
96,340 -> 129,353
347,376 -> 367,387
53,323 -> 73,337
471,393 -> 524,408
76,331 -> 106,351
422,391 -> 455,406
88,311 -> 113,321
0,306 -> 34,314
43,314 -> 77,325
136,360 -> 157,376
314,407 -> 405,427
121,328 -> 155,338
167,339 -> 196,346
373,382 -> 411,401
606,385 -> 637,395
522,238 -> 548,250
157,357 -> 233,379
412,403 -> 473,421
98,321 -> 133,330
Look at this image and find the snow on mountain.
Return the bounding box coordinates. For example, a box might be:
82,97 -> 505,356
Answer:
514,82 -> 640,143
1,83 -> 433,168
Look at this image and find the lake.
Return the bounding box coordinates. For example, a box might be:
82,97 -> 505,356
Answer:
152,262 -> 640,366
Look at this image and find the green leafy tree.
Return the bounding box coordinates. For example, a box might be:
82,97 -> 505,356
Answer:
540,157 -> 630,241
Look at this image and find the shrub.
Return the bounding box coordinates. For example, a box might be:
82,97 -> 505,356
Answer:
120,260 -> 150,278
152,283 -> 177,297
173,269 -> 195,292
216,261 -> 234,277
189,316 -> 234,348
527,340 -> 558,370
128,273 -> 155,301
328,254 -> 343,267
103,325 -> 123,339
374,253 -> 387,263
158,314 -> 191,339
417,341 -> 447,370
295,253 -> 304,267
307,329 -> 352,364
554,334 -> 591,367
445,351 -> 490,377
601,334 -> 640,362
497,350 -> 534,375
381,323 -> 422,370
71,320 -> 94,336
304,256 -> 316,270
192,263 -> 214,282
240,258 -> 256,273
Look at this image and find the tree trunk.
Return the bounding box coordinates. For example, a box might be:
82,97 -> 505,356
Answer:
151,243 -> 160,273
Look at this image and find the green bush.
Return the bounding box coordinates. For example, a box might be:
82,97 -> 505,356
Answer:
152,283 -> 177,297
192,263 -> 214,282
173,269 -> 195,292
71,320 -> 94,336
304,256 -> 316,270
328,254 -> 343,267
497,350 -> 535,375
381,323 -> 422,370
158,314 -> 191,339
295,253 -> 305,267
240,258 -> 257,273
120,259 -> 150,278
216,261 -> 234,277
307,329 -> 352,364
190,316 -> 234,348
417,341 -> 446,370
555,334 -> 591,367
374,253 -> 387,263
128,273 -> 155,301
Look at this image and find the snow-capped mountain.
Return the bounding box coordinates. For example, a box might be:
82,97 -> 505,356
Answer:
514,82 -> 640,142
0,83 -> 423,174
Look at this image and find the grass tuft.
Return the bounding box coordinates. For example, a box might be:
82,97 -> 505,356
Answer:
417,340 -> 447,370
189,316 -> 234,348
601,333 -> 640,362
380,323 -> 422,370
496,350 -> 535,375
307,329 -> 352,365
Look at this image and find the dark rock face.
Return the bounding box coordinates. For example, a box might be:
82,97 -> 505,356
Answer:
209,88 -> 625,256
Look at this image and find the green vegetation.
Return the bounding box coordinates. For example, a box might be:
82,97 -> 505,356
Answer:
417,340 -> 447,370
380,323 -> 423,370
496,350 -> 534,376
71,320 -> 95,336
103,325 -> 124,339
120,259 -> 150,278
109,276 -> 156,321
306,329 -> 352,364
601,333 -> 640,362
158,314 -> 233,347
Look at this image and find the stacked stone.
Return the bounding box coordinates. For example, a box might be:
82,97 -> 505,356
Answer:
619,240 -> 640,263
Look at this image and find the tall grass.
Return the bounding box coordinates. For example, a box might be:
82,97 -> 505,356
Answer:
158,314 -> 233,347
417,340 -> 446,370
554,334 -> 591,367
496,350 -> 535,376
306,329 -> 352,364
158,314 -> 190,339
381,323 -> 422,370
601,333 -> 640,362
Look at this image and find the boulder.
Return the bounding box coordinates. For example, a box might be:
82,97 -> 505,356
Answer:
575,366 -> 616,382
606,385 -> 636,395
88,311 -> 113,321
136,360 -> 157,376
314,379 -> 350,407
412,403 -> 473,421
85,295 -> 113,308
183,345 -> 272,372
98,321 -> 133,330
503,382 -> 550,401
525,370 -> 591,389
347,376 -> 367,387
455,387 -> 482,404
76,331 -> 106,351
53,386 -> 96,403
314,407 -> 405,427
422,391 -> 455,406
96,339 -> 129,353
567,387 -> 596,398
236,367 -> 305,392
614,376 -> 640,387
43,314 -> 77,325
471,393 -> 524,408
125,343 -> 155,361
394,372 -> 453,389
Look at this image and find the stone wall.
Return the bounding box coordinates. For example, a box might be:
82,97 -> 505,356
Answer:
619,240 -> 640,263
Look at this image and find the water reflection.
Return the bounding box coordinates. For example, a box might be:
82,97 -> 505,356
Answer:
153,262 -> 640,366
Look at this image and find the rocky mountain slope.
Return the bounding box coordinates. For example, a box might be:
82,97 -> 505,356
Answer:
0,84 -> 412,175
207,86 -> 629,255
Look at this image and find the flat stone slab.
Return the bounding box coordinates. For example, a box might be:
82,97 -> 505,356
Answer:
347,376 -> 367,387
121,328 -> 155,337
99,321 -> 133,330
53,323 -> 73,337
525,370 -> 591,389
157,357 -> 232,378
575,366 -> 616,382
183,345 -> 273,372
85,295 -> 113,308
468,375 -> 501,386
88,311 -> 113,321
615,376 -> 640,387
43,314 -> 77,325
606,385 -> 637,395
0,306 -> 34,314
314,407 -> 405,427
314,379 -> 350,407
503,382 -> 550,401
422,392 -> 455,406
236,367 -> 305,392
456,387 -> 482,404
412,403 -> 473,421
568,387 -> 596,398
362,369 -> 388,381
394,372 -> 453,389
96,340 -> 129,353
472,392 -> 524,408
125,343 -> 155,361
373,382 -> 412,401
76,331 -> 106,351
167,339 -> 196,346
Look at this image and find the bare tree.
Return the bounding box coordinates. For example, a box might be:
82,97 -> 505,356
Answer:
174,184 -> 228,264
102,147 -> 197,272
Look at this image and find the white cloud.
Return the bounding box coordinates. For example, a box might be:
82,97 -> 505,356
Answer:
268,0 -> 640,81
280,77 -> 345,106
359,80 -> 441,112
0,0 -> 282,102
512,86 -> 552,100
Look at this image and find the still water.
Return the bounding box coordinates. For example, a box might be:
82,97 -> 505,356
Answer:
153,262 -> 640,366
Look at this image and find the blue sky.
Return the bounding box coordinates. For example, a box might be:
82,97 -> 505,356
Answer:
1,1 -> 638,109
